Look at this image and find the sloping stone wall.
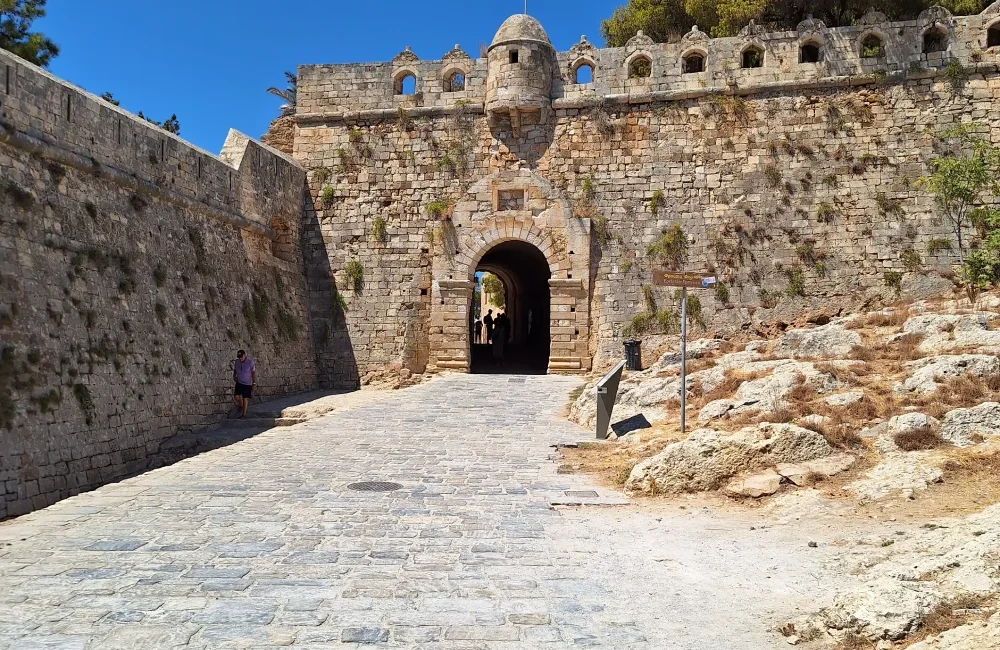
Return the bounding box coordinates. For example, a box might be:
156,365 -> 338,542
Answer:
0,50 -> 320,519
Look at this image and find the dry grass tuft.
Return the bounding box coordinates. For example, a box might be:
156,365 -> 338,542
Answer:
815,361 -> 867,386
905,373 -> 1000,419
897,593 -> 991,647
833,631 -> 872,649
804,419 -> 865,450
893,428 -> 946,451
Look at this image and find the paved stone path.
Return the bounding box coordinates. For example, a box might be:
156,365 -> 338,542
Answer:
0,375 -> 839,649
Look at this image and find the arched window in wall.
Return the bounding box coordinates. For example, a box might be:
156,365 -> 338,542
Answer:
923,27 -> 948,54
444,70 -> 465,92
628,55 -> 652,79
861,34 -> 885,58
682,52 -> 705,74
573,62 -> 594,84
800,42 -> 822,63
988,22 -> 1000,48
394,72 -> 417,95
742,46 -> 764,69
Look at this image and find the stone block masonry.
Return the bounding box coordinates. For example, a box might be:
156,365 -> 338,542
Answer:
0,48 -> 331,519
292,5 -> 1000,378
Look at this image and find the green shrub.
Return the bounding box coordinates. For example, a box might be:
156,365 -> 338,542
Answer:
372,216 -> 387,244
649,189 -> 665,216
927,238 -> 952,255
901,248 -> 922,272
274,307 -> 300,341
581,177 -> 596,201
73,383 -> 95,426
714,281 -> 730,304
884,271 -> 903,295
758,288 -> 780,309
764,165 -> 781,188
945,58 -> 967,95
425,199 -> 452,220
320,186 -> 336,209
816,203 -> 837,223
344,260 -> 364,293
646,224 -> 688,270
785,268 -> 806,297
593,215 -> 611,248
875,192 -> 904,218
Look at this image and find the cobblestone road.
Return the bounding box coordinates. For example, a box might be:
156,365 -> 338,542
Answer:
0,375 -> 836,649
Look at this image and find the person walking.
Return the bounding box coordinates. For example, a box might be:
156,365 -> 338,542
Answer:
474,318 -> 483,344
492,313 -> 507,366
483,309 -> 494,344
232,349 -> 256,418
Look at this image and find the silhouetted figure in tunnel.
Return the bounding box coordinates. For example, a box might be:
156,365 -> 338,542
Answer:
493,313 -> 508,366
474,318 -> 483,344
484,309 -> 494,344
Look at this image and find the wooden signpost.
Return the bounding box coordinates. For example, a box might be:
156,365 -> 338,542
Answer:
652,269 -> 717,435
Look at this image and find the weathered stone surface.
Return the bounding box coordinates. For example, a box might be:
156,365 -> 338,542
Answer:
771,322 -> 862,359
896,355 -> 1000,395
901,313 -> 1000,354
725,470 -> 782,498
940,402 -> 1000,447
824,390 -> 865,407
866,413 -> 941,453
846,453 -> 944,501
776,453 -> 856,486
698,361 -> 836,422
906,613 -> 1000,650
625,423 -> 833,495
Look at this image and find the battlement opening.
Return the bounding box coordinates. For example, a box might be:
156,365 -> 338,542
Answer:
923,27 -> 948,54
988,22 -> 1000,48
394,72 -> 416,95
509,50 -> 519,64
800,42 -> 822,64
742,46 -> 764,69
629,56 -> 652,79
445,71 -> 466,92
683,52 -> 705,74
861,34 -> 884,58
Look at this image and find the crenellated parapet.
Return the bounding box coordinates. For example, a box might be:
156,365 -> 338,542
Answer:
296,4 -> 1000,124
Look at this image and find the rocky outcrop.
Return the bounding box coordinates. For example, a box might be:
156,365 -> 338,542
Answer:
771,322 -> 862,359
776,453 -> 857,486
863,413 -> 941,453
940,402 -> 1000,447
901,313 -> 1000,354
725,470 -> 782,497
907,613 -> 1000,650
845,453 -> 944,501
799,504 -> 1000,642
896,355 -> 1000,395
698,361 -> 837,422
625,423 -> 833,495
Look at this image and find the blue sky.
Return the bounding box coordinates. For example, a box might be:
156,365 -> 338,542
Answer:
37,0 -> 615,153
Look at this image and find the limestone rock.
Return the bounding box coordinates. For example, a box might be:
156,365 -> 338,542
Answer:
625,423 -> 833,495
845,453 -> 943,501
896,355 -> 1000,395
771,322 -> 862,359
822,576 -> 939,640
871,413 -> 941,453
725,470 -> 782,498
940,402 -> 1000,447
649,338 -> 724,373
906,613 -> 1000,650
777,453 -> 856,486
901,313 -> 1000,354
698,361 -> 836,422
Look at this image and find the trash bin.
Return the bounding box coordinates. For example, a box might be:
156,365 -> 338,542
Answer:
624,339 -> 642,371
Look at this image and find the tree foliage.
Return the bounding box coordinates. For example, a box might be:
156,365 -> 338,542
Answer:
101,92 -> 181,135
481,273 -> 506,310
0,0 -> 58,67
267,72 -> 297,117
601,0 -> 986,44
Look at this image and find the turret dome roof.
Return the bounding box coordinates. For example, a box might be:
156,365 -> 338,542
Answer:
490,14 -> 552,49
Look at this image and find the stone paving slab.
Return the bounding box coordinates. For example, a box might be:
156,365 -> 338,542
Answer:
0,374 -> 836,649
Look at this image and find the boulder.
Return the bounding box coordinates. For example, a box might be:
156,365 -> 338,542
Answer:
870,413 -> 941,453
725,470 -> 782,498
777,453 -> 857,486
896,355 -> 1000,395
940,402 -> 1000,447
771,322 -> 862,359
648,338 -> 724,373
901,313 -> 1000,354
625,423 -> 833,495
698,361 -> 837,422
821,576 -> 939,641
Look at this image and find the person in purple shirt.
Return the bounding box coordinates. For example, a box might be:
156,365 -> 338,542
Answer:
232,349 -> 256,418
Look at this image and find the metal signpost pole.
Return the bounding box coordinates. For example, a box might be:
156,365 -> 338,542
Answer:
680,285 -> 687,436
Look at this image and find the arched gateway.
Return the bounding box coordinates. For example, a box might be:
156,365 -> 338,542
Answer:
426,170 -> 592,374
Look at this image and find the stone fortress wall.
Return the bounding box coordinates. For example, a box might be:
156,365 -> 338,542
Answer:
293,4 -> 1000,377
0,48 -> 323,519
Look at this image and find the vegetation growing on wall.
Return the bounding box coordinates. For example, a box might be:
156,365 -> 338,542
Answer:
646,224 -> 688,270
344,260 -> 364,293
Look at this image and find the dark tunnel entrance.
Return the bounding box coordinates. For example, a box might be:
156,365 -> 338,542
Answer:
470,240 -> 551,374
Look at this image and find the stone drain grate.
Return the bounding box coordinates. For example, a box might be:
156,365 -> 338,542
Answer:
564,490 -> 599,498
347,481 -> 403,492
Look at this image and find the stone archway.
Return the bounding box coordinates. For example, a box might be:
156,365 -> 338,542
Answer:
427,205 -> 591,374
